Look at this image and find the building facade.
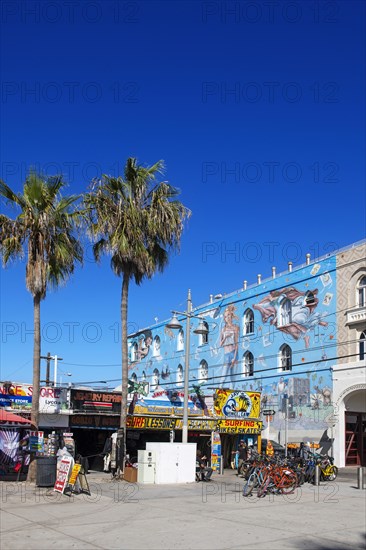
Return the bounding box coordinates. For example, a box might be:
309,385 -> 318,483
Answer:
127,240 -> 366,466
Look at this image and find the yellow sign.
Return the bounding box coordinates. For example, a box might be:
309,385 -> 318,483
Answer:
266,441 -> 274,456
216,419 -> 262,434
69,464 -> 81,487
214,390 -> 261,419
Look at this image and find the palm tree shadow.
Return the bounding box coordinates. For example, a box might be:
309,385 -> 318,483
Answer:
295,532 -> 366,550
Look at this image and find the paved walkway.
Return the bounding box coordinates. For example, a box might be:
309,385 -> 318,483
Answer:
1,468 -> 365,549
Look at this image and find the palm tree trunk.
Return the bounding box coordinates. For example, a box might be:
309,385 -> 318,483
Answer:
27,292 -> 41,482
120,272 -> 130,440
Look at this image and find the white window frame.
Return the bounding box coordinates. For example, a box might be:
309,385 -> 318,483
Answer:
177,329 -> 184,351
152,336 -> 161,357
279,298 -> 292,327
243,309 -> 254,335
130,342 -> 138,362
152,368 -> 160,389
176,364 -> 183,387
243,351 -> 254,377
357,276 -> 366,307
199,360 -> 208,382
198,322 -> 209,346
279,344 -> 292,372
360,331 -> 366,361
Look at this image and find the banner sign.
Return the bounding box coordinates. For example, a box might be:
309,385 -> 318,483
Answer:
214,390 -> 261,419
126,416 -> 262,434
211,431 -> 222,472
68,464 -> 81,488
54,456 -> 72,493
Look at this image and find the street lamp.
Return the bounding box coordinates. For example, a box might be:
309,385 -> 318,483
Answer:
165,289 -> 209,444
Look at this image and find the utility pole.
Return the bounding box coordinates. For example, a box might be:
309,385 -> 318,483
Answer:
40,352 -> 51,385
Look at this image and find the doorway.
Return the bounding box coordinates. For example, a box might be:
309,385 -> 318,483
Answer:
345,412 -> 366,466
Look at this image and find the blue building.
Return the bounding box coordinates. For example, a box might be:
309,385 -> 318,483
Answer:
126,240 -> 365,466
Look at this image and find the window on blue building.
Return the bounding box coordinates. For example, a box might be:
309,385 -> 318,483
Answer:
199,360 -> 208,382
243,351 -> 254,377
279,344 -> 292,371
198,322 -> 209,346
177,329 -> 184,351
357,276 -> 366,307
360,332 -> 366,361
153,336 -> 161,357
279,299 -> 292,326
243,309 -> 254,335
130,342 -> 138,362
152,368 -> 159,389
177,364 -> 183,386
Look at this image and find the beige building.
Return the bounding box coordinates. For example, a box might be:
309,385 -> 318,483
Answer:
333,241 -> 366,467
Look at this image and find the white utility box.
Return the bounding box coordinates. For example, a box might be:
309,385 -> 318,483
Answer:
146,442 -> 196,484
137,450 -> 156,484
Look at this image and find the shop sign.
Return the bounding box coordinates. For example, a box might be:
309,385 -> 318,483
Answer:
177,418 -> 217,431
216,419 -> 262,434
0,384 -> 68,412
126,416 -> 176,430
69,415 -> 120,429
54,456 -> 72,493
70,390 -> 121,413
214,390 -> 261,419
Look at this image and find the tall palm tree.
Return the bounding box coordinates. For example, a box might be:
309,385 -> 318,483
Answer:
0,172 -> 83,480
85,158 -> 190,450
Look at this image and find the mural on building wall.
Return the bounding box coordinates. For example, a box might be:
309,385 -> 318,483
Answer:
127,257 -> 337,433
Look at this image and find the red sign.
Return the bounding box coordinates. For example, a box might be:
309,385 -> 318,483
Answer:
54,457 -> 72,493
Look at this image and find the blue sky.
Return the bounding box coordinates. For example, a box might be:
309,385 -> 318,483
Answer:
1,0 -> 365,387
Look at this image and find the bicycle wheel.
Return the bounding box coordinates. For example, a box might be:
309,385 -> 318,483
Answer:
322,465 -> 338,481
243,474 -> 258,497
278,472 -> 298,494
257,476 -> 270,498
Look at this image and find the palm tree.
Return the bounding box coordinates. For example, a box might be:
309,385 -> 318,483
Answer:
85,158 -> 190,452
0,172 -> 83,480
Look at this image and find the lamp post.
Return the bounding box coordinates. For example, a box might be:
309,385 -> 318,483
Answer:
165,289 -> 208,444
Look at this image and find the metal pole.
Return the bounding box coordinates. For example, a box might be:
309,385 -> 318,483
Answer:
182,289 -> 192,444
54,355 -> 58,387
357,467 -> 364,490
314,464 -> 320,485
284,394 -> 288,458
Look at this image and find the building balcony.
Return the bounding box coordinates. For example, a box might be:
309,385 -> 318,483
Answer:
346,306 -> 366,326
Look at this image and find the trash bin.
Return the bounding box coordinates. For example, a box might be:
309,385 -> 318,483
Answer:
36,456 -> 57,487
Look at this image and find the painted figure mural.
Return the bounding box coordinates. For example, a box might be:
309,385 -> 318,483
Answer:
219,305 -> 240,388
253,287 -> 328,348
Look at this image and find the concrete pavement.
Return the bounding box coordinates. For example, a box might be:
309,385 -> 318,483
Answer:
1,468 -> 365,550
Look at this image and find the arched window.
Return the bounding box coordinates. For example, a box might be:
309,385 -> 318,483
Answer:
243,351 -> 254,377
198,322 -> 209,346
153,336 -> 161,357
131,373 -> 137,382
360,331 -> 366,361
243,309 -> 254,335
152,369 -> 159,389
130,342 -> 138,362
279,344 -> 292,372
199,360 -> 208,382
176,364 -> 183,386
305,291 -> 316,306
141,371 -> 146,381
279,298 -> 292,326
177,329 -> 184,351
357,276 -> 366,307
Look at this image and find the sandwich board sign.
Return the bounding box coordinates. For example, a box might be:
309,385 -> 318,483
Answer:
54,456 -> 72,493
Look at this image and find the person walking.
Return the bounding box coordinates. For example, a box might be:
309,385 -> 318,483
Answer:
233,440 -> 248,476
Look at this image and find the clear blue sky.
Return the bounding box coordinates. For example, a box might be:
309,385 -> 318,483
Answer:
1,0 -> 365,387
